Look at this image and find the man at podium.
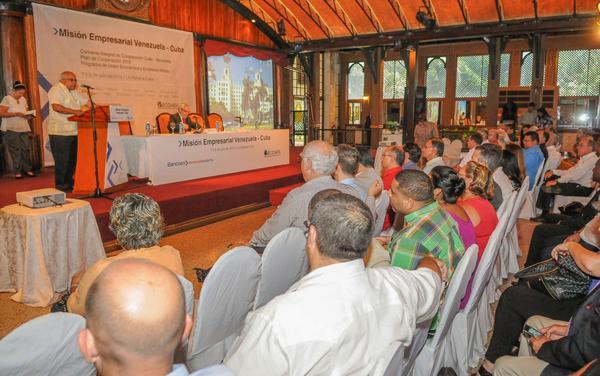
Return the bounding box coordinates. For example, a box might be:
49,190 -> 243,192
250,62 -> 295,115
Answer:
48,71 -> 89,192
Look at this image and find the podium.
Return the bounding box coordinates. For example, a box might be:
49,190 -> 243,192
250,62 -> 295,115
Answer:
69,106 -> 130,194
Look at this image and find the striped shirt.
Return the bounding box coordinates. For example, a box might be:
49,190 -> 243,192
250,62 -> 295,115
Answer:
389,201 -> 465,279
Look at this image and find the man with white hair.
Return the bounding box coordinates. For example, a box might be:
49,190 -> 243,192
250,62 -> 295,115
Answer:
250,140 -> 362,249
168,103 -> 200,133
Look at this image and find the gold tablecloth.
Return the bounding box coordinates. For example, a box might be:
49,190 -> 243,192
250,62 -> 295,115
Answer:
0,199 -> 106,307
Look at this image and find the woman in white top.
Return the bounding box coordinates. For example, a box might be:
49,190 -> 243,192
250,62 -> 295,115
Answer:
0,81 -> 34,178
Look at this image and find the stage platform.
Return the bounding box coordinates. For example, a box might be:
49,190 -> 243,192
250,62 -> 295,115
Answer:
1,147 -> 302,246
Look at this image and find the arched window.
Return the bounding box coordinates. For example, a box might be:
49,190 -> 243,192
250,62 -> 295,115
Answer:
426,57 -> 447,99
383,60 -> 406,99
456,55 -> 489,98
347,62 -> 365,100
520,51 -> 533,87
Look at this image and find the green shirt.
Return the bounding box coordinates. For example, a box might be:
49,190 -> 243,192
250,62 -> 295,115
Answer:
389,201 -> 465,279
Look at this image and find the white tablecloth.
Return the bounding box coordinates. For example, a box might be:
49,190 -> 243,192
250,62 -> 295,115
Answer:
0,199 -> 106,307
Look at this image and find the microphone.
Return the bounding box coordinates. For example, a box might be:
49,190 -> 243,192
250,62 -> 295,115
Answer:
81,84 -> 95,89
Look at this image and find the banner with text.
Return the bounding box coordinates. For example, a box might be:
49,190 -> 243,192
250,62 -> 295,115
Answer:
33,3 -> 196,165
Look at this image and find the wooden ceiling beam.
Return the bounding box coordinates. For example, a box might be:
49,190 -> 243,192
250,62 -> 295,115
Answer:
322,0 -> 358,36
301,15 -> 597,52
387,0 -> 409,31
354,0 -> 383,34
533,0 -> 539,21
457,0 -> 470,25
219,0 -> 288,48
495,0 -> 505,23
256,0 -> 311,41
289,0 -> 333,39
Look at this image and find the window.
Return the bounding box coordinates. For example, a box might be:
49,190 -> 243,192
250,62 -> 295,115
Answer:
383,60 -> 407,99
499,53 -> 510,87
520,51 -> 533,87
292,56 -> 308,146
347,62 -> 365,100
557,49 -> 600,96
456,55 -> 489,98
426,57 -> 447,98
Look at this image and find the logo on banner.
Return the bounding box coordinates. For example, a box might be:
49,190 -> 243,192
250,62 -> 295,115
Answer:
157,101 -> 178,109
264,149 -> 281,158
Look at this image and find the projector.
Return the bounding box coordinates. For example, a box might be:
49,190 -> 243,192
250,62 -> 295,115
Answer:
16,188 -> 66,208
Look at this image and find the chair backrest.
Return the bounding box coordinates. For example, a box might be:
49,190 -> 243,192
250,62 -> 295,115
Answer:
189,113 -> 205,129
374,146 -> 386,175
156,112 -> 171,134
373,190 -> 390,236
118,121 -> 133,135
254,227 -> 308,310
176,275 -> 195,318
207,113 -> 223,129
0,313 -> 95,376
545,153 -> 561,172
496,190 -> 517,219
430,245 -> 479,348
464,207 -> 512,313
502,177 -> 530,236
187,246 -> 261,371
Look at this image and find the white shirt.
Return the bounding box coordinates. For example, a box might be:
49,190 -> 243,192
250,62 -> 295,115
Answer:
0,95 -> 30,132
459,147 -> 476,167
47,82 -> 87,136
493,168 -> 515,202
224,260 -> 442,376
424,156 -> 445,174
554,152 -> 599,187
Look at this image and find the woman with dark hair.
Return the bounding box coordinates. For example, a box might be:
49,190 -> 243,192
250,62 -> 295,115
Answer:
536,106 -> 554,129
502,146 -> 524,189
430,166 -> 476,251
458,161 -> 499,259
0,81 -> 35,178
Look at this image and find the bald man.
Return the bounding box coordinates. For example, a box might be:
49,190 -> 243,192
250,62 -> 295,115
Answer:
47,71 -> 88,192
78,259 -> 188,376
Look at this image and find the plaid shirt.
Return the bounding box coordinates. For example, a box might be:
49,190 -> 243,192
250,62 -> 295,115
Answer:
389,201 -> 465,279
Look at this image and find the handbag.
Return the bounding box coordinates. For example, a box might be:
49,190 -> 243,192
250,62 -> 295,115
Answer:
559,201 -> 584,216
514,254 -> 590,300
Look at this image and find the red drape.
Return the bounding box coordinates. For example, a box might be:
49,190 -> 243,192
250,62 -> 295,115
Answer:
203,39 -> 288,66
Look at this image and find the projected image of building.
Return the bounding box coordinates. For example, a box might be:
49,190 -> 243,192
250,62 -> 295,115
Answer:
208,54 -> 273,128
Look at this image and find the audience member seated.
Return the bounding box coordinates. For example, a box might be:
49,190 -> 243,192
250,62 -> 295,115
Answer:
535,136 -> 599,220
477,143 -> 511,206
430,166 -> 476,250
525,159 -> 600,266
67,193 -> 184,315
442,139 -> 463,168
225,192 -> 445,375
519,102 -> 538,127
479,237 -> 600,376
460,132 -> 484,168
538,130 -> 561,163
169,103 -> 198,133
492,243 -> 600,375
250,140 -> 362,249
423,138 -> 446,174
458,161 -> 499,259
386,170 -> 464,279
478,128 -> 489,144
402,142 -> 422,170
487,128 -> 501,146
523,131 -> 546,190
414,113 -> 439,148
380,145 -> 404,230
333,144 -> 365,200
355,147 -> 383,194
503,144 -> 525,189
79,258 -> 230,376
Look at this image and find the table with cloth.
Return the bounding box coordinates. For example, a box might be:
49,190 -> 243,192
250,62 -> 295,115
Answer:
0,199 -> 105,307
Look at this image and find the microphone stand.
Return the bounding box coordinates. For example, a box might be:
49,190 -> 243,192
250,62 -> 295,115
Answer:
78,86 -> 112,201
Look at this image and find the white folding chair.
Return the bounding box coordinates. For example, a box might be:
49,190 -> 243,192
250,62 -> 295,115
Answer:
447,207 -> 512,375
545,152 -> 562,172
384,325 -> 430,376
254,227 -> 308,310
374,146 -> 386,175
412,245 -> 479,376
497,177 -> 530,281
519,161 -> 546,219
176,275 -> 195,318
0,313 -> 95,376
373,190 -> 390,237
187,247 -> 261,371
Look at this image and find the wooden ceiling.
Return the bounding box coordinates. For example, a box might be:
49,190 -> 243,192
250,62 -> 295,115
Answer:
234,0 -> 600,44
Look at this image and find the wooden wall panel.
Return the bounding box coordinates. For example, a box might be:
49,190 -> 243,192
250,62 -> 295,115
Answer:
37,0 -> 277,48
